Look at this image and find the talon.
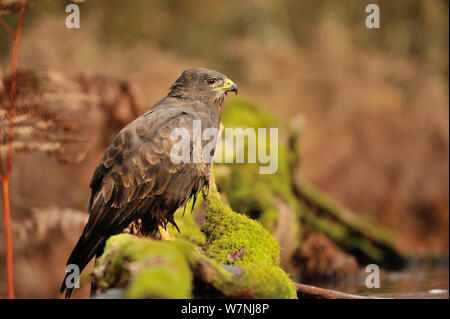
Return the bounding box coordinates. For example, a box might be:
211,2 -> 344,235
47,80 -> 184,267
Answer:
158,225 -> 175,241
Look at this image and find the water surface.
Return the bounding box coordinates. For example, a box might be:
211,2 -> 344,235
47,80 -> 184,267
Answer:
313,266 -> 449,299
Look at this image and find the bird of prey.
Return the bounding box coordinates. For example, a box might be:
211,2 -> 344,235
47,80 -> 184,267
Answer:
60,68 -> 237,298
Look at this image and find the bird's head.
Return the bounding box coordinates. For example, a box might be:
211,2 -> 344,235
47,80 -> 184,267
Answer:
169,68 -> 238,105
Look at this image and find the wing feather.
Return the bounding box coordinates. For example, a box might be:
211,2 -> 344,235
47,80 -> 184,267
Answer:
84,109 -> 196,234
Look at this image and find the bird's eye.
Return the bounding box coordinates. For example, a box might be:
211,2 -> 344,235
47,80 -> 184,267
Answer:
207,78 -> 217,85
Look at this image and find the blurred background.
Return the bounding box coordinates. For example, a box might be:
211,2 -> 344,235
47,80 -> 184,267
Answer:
0,0 -> 448,298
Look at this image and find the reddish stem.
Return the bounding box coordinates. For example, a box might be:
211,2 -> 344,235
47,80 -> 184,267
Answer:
1,180 -> 13,298
1,0 -> 28,299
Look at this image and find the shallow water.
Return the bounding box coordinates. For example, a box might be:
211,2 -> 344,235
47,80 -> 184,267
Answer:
312,266 -> 449,299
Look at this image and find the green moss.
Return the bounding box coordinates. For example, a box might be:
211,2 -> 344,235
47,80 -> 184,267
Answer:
217,98 -> 404,269
126,262 -> 192,299
297,179 -> 406,267
302,205 -> 385,263
202,184 -> 280,266
221,97 -> 281,129
195,252 -> 297,299
257,207 -> 279,231
95,197 -> 298,299
297,178 -> 396,245
95,231 -> 297,299
231,265 -> 297,299
216,97 -> 301,237
95,234 -> 195,299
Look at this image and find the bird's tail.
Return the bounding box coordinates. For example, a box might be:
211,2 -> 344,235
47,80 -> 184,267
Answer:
60,232 -> 105,299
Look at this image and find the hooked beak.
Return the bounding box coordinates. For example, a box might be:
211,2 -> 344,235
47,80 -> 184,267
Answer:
215,78 -> 238,95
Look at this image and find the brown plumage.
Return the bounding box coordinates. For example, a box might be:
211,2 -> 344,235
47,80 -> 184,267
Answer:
60,68 -> 237,298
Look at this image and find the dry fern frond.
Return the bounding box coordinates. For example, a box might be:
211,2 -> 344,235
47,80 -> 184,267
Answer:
0,69 -> 96,163
5,207 -> 88,254
0,0 -> 23,15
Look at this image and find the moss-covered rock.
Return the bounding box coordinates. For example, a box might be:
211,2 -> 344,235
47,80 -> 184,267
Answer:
94,234 -> 195,299
201,183 -> 280,266
227,265 -> 297,299
197,256 -> 297,299
200,182 -> 297,299
92,180 -> 298,299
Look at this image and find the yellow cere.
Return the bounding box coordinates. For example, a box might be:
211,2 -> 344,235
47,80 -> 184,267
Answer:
214,78 -> 235,90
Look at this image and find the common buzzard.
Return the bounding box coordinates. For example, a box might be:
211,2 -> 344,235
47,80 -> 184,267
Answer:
60,68 -> 237,298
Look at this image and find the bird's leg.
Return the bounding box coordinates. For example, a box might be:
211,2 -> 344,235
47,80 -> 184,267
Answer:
158,225 -> 175,241
203,121 -> 223,198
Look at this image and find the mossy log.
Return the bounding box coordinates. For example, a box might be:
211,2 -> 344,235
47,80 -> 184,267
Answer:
90,235 -> 372,299
90,181 -> 297,299
293,177 -> 406,269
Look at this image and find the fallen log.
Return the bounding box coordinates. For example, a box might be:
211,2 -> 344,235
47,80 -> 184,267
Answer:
293,177 -> 406,269
287,114 -> 405,269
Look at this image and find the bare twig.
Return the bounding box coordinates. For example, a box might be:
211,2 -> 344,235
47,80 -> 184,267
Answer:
296,283 -> 379,299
